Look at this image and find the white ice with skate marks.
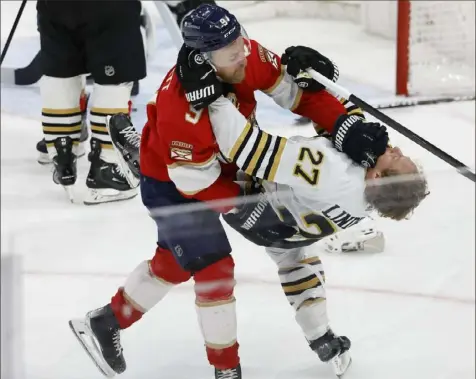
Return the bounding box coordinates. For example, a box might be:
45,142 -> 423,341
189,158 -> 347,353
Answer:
1,2 -> 475,379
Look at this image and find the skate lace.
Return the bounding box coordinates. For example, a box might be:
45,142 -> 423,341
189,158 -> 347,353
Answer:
119,126 -> 141,148
217,369 -> 239,379
114,164 -> 126,178
112,330 -> 123,356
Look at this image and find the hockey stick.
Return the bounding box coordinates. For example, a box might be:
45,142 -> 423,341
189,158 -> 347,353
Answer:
0,0 -> 27,66
154,1 -> 183,49
307,68 -> 476,183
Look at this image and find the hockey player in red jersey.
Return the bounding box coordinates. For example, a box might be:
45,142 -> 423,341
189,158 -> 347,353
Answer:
67,4 -> 403,379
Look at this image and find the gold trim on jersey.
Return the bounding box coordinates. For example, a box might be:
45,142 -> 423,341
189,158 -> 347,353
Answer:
229,122 -> 252,161
290,88 -> 303,112
347,105 -> 364,117
266,137 -> 287,182
166,153 -> 217,169
262,65 -> 286,95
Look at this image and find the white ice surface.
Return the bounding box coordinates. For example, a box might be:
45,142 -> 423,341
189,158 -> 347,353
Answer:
1,2 -> 475,379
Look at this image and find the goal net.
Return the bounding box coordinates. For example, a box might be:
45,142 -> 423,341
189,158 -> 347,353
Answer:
395,0 -> 475,97
220,0 -> 475,103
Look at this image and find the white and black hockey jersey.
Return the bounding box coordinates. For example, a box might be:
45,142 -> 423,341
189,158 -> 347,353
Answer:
209,96 -> 369,240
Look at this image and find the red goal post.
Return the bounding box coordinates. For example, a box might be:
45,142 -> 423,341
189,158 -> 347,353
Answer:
394,0 -> 475,98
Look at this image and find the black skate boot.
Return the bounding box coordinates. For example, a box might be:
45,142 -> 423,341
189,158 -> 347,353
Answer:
310,330 -> 352,377
37,104 -> 89,164
215,364 -> 242,379
52,137 -> 77,202
69,304 -> 126,377
84,137 -> 137,205
106,113 -> 140,188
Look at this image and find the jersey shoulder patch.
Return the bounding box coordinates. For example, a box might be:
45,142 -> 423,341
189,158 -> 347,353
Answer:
256,42 -> 279,69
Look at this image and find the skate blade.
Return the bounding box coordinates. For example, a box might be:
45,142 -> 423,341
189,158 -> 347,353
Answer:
69,319 -> 116,378
83,188 -> 138,205
64,185 -> 76,203
331,351 -> 352,378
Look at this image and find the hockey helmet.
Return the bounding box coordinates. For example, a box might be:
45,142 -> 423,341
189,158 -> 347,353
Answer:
181,4 -> 251,68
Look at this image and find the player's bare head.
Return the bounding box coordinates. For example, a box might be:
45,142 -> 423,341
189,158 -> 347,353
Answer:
365,147 -> 429,220
181,4 -> 250,84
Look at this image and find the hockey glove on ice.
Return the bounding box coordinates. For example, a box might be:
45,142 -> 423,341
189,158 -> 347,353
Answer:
332,114 -> 389,168
176,44 -> 223,110
281,46 -> 339,91
223,185 -> 297,247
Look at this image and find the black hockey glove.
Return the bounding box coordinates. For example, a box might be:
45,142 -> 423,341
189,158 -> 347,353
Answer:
223,186 -> 297,247
332,114 -> 389,168
176,44 -> 223,110
281,46 -> 339,91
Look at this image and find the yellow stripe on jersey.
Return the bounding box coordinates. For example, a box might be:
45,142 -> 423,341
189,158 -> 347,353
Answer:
241,132 -> 272,176
229,121 -> 252,162
266,137 -> 287,182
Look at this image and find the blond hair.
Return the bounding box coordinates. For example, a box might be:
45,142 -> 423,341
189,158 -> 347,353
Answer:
365,169 -> 429,221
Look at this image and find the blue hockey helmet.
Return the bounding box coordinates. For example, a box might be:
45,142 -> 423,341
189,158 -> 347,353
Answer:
181,4 -> 251,68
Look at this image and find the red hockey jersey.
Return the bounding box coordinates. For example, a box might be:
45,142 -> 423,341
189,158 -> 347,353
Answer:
140,40 -> 351,212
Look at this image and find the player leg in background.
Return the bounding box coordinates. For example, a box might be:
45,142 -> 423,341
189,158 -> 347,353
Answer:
266,246 -> 352,376
70,177 -> 241,378
37,76 -> 89,165
81,1 -> 146,205
36,1 -> 91,198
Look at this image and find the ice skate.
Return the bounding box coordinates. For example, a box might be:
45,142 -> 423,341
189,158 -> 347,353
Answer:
310,330 -> 352,378
69,305 -> 126,377
84,137 -> 137,205
52,136 -> 78,202
106,114 -> 140,188
215,364 -> 242,379
324,224 -> 385,254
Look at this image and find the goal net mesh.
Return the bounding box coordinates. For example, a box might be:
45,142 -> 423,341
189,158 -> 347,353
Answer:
407,1 -> 475,97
